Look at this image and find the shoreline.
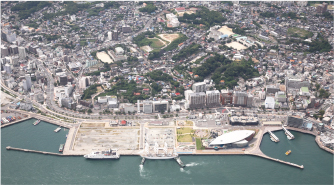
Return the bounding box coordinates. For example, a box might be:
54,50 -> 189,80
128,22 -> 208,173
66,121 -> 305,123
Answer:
2,116 -> 333,169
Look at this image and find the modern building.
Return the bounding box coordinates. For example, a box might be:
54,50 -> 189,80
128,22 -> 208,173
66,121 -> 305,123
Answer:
143,101 -> 153,113
122,26 -> 132,33
153,100 -> 169,113
188,92 -> 206,109
266,85 -> 280,94
192,82 -> 206,93
59,75 -> 68,86
285,76 -> 310,89
1,45 -> 9,57
79,77 -> 90,89
9,45 -> 18,55
230,116 -> 258,125
209,130 -> 255,148
18,47 -> 26,59
206,90 -> 220,107
287,115 -> 303,128
25,74 -> 32,91
112,30 -> 118,40
300,87 -> 310,96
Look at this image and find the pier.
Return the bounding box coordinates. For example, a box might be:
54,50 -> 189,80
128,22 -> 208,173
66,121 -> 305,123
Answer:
282,126 -> 295,139
249,153 -> 304,169
5,146 -> 81,156
1,116 -> 32,128
268,130 -> 279,142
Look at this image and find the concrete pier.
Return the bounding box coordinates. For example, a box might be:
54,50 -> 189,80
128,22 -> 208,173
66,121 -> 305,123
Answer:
1,117 -> 32,128
268,130 -> 280,142
282,126 -> 295,139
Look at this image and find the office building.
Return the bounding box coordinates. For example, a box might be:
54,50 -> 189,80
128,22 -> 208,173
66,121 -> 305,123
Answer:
143,101 -> 153,113
112,30 -> 118,40
59,75 -> 68,86
18,47 -> 26,59
79,77 -> 90,89
9,45 -> 18,55
25,74 -> 32,90
1,46 -> 9,57
275,91 -> 287,102
153,100 -> 169,113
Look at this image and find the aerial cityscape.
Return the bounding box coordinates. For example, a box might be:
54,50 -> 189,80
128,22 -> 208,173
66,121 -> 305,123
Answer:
1,1 -> 333,184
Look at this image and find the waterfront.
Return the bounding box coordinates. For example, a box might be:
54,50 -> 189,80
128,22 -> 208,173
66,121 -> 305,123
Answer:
1,120 -> 333,184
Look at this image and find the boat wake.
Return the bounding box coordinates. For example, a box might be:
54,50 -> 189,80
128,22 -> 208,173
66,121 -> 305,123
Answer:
180,168 -> 191,174
139,165 -> 149,179
185,162 -> 206,167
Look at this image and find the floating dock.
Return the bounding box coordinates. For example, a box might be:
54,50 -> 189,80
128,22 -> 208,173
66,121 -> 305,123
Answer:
282,126 -> 295,140
54,127 -> 61,132
268,130 -> 279,142
175,157 -> 185,168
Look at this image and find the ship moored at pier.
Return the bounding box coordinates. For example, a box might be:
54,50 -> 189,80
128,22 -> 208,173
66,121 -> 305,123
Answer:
84,149 -> 120,159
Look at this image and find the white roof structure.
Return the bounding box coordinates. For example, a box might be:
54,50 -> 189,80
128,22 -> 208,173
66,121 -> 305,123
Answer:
210,130 -> 255,145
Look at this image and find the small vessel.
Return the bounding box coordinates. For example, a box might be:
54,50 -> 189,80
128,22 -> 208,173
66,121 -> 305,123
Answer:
84,149 -> 120,159
285,150 -> 291,155
59,144 -> 64,152
33,120 -> 41,126
54,127 -> 61,132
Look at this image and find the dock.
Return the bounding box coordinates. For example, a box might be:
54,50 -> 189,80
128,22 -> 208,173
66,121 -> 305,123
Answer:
282,126 -> 294,139
268,130 -> 280,142
6,146 -> 83,156
249,153 -> 304,169
175,157 -> 185,168
54,127 -> 61,132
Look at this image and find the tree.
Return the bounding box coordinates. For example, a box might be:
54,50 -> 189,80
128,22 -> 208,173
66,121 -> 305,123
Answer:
315,83 -> 320,91
87,109 -> 92,114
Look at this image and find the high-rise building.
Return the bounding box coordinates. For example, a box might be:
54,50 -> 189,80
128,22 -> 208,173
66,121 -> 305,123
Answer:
79,77 -> 89,89
189,92 -> 206,109
143,101 -> 153,113
247,94 -> 253,108
206,90 -> 220,107
18,47 -> 26,59
9,45 -> 18,55
233,91 -> 248,106
192,82 -> 206,93
112,30 -> 118,40
1,46 -> 9,57
108,31 -> 112,40
4,63 -> 11,74
59,75 -> 68,86
22,80 -> 28,91
309,96 -> 316,108
287,115 -> 303,128
122,25 -> 132,33
25,74 -> 32,90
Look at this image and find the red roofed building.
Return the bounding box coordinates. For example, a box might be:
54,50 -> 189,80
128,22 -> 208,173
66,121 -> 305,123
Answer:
175,7 -> 185,12
120,120 -> 127,126
175,92 -> 181,96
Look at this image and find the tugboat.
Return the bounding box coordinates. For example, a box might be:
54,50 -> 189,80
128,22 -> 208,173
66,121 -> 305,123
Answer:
285,150 -> 291,155
33,119 -> 41,126
59,144 -> 64,152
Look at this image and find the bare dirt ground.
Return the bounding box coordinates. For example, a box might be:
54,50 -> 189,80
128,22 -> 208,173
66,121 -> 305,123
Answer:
226,41 -> 247,50
218,26 -> 235,36
140,45 -> 153,52
96,51 -> 113,64
177,11 -> 195,17
158,34 -> 180,43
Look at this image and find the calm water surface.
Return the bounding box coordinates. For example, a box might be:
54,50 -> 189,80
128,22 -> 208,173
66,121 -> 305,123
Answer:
1,119 -> 333,184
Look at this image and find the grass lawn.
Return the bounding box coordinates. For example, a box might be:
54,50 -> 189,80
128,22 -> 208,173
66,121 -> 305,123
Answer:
287,27 -> 313,38
185,121 -> 193,126
150,38 -> 165,48
177,134 -> 193,142
196,138 -> 205,150
177,127 -> 194,134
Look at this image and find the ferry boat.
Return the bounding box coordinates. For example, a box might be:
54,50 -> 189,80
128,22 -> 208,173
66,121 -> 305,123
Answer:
54,127 -> 61,132
59,144 -> 64,152
84,149 -> 120,159
33,120 -> 41,126
141,142 -> 178,160
285,150 -> 291,155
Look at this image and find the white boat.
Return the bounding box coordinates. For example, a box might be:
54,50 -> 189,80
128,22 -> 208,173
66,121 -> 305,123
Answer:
84,149 -> 120,159
33,120 -> 41,126
54,127 -> 61,132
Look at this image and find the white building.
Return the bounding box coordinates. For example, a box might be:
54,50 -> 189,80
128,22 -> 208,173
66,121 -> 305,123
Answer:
4,63 -> 11,74
54,85 -> 74,99
265,97 -> 275,109
25,74 -> 32,90
79,77 -> 90,89
108,31 -> 112,40
18,47 -> 26,59
70,15 -> 76,21
153,100 -> 169,113
192,82 -> 206,93
115,47 -> 124,55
